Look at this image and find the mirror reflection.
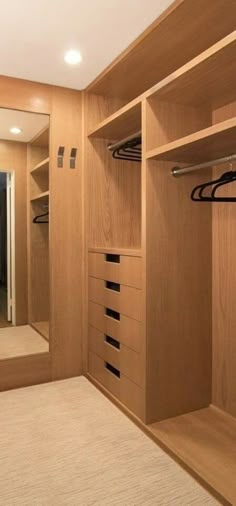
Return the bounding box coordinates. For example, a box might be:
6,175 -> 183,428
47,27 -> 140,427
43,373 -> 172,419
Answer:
0,108 -> 50,359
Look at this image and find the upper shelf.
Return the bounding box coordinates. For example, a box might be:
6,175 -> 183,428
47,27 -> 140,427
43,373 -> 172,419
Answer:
86,0 -> 236,100
147,31 -> 236,109
30,126 -> 49,148
146,117 -> 236,163
30,157 -> 49,175
88,100 -> 141,140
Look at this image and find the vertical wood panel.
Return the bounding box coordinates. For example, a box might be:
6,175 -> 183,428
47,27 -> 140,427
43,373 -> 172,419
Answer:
212,102 -> 236,417
50,87 -> 83,378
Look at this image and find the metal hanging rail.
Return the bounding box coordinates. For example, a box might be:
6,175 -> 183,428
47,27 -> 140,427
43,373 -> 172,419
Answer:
171,153 -> 236,177
108,130 -> 142,152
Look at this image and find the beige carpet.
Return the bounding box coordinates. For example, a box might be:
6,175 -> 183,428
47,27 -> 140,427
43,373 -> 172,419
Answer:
0,325 -> 48,359
0,377 -> 219,506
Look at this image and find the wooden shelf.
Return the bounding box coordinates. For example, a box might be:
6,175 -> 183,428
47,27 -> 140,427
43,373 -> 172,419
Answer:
88,100 -> 141,140
31,321 -> 49,342
149,406 -> 236,506
146,117 -> 236,163
30,190 -> 49,203
30,126 -> 49,148
87,0 -> 236,100
147,31 -> 236,109
88,247 -> 142,257
30,157 -> 49,175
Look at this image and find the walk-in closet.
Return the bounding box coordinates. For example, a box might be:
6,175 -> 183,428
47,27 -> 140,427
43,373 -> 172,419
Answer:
0,0 -> 236,504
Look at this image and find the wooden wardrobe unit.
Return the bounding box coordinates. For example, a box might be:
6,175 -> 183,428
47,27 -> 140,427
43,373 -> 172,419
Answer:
84,1 -> 236,504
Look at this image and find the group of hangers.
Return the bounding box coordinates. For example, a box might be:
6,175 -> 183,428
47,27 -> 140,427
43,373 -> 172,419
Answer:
191,163 -> 236,202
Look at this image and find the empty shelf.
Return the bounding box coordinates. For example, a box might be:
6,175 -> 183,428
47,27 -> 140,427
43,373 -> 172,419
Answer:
146,117 -> 236,163
30,190 -> 49,202
31,157 -> 50,175
147,31 -> 236,109
31,321 -> 49,341
88,100 -> 141,140
30,126 -> 49,148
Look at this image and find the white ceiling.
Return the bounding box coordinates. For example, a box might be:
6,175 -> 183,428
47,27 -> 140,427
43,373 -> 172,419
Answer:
0,109 -> 49,142
0,0 -> 174,90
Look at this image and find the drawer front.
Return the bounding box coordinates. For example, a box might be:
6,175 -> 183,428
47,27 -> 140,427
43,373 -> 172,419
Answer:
88,352 -> 143,418
88,277 -> 143,321
88,325 -> 143,386
88,252 -> 142,289
88,301 -> 142,353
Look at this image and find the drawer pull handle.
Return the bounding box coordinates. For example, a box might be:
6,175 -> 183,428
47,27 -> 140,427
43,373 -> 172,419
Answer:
105,362 -> 120,378
106,281 -> 120,292
105,335 -> 120,350
106,308 -> 120,321
105,254 -> 120,264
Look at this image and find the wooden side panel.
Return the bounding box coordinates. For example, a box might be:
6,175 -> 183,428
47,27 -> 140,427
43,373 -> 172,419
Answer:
212,102 -> 236,417
0,140 -> 28,325
50,87 -> 83,379
0,353 -> 51,391
145,158 -> 212,423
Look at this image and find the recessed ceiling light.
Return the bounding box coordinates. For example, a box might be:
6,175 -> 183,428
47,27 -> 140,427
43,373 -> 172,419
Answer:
10,127 -> 22,135
64,49 -> 82,65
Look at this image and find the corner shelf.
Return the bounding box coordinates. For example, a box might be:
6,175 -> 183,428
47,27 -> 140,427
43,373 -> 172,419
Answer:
30,190 -> 49,203
30,157 -> 50,175
31,321 -> 49,342
88,99 -> 142,140
146,117 -> 236,163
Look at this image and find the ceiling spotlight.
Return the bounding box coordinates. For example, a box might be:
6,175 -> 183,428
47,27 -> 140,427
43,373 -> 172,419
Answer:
10,127 -> 22,135
64,49 -> 82,65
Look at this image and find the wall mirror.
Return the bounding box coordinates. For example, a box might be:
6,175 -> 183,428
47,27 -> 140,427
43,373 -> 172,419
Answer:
0,108 -> 50,359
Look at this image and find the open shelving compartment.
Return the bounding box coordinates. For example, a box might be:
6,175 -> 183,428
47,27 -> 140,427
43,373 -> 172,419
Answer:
28,125 -> 50,342
142,30 -> 236,506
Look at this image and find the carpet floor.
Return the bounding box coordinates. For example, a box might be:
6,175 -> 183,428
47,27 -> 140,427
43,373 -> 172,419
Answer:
0,377 -> 219,505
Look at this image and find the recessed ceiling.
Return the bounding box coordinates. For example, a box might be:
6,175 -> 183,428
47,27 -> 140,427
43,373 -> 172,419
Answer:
0,0 -> 174,90
0,109 -> 49,143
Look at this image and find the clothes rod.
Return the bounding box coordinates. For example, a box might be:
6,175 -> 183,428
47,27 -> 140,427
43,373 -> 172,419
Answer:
108,130 -> 142,152
171,153 -> 236,177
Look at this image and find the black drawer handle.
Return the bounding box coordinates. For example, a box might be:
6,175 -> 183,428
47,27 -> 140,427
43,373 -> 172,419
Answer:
105,254 -> 120,264
106,281 -> 120,292
105,335 -> 120,350
105,362 -> 120,378
105,308 -> 120,321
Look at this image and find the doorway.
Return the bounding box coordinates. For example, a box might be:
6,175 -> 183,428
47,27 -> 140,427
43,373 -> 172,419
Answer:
0,170 -> 15,327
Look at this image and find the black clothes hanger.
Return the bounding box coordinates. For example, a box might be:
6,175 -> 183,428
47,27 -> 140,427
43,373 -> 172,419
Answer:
112,137 -> 141,162
191,170 -> 236,202
33,211 -> 49,224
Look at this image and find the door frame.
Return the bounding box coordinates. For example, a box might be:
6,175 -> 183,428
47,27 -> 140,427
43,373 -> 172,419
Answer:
0,170 -> 16,325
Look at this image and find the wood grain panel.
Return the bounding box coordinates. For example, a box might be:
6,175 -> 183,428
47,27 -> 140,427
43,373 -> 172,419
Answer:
87,138 -> 141,249
88,301 -> 143,353
145,158 -> 212,422
88,325 -> 143,386
50,87 -> 83,379
0,352 -> 51,391
0,140 -> 28,325
212,102 -> 236,417
149,406 -> 236,506
88,252 -> 142,288
88,277 -> 142,321
87,0 -> 236,99
0,76 -> 52,114
88,351 -> 143,418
